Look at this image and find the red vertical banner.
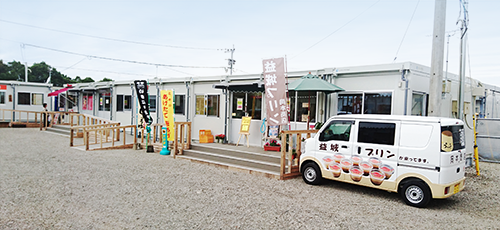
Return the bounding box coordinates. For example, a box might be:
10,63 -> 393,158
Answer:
263,57 -> 288,126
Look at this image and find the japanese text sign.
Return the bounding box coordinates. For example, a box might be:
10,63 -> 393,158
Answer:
133,80 -> 152,125
263,57 -> 288,126
161,90 -> 175,141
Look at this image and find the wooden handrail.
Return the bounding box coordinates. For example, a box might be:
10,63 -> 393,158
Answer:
0,108 -> 42,126
81,125 -> 137,151
173,122 -> 191,158
280,129 -> 319,180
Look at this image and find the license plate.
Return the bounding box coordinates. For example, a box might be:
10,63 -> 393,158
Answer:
454,183 -> 460,194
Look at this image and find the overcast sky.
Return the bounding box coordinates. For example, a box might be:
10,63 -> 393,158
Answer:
1,0 -> 499,86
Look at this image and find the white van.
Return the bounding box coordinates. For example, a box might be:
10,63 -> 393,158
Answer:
300,115 -> 466,207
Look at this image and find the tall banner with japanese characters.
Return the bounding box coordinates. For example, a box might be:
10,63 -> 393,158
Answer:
133,80 -> 153,125
161,90 -> 175,141
263,57 -> 288,126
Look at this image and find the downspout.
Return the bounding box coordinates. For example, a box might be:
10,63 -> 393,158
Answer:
130,83 -> 135,135
11,83 -> 16,121
185,79 -> 190,121
110,82 -> 114,120
402,69 -> 409,115
224,87 -> 228,144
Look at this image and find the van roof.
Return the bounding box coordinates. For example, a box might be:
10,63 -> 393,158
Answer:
331,114 -> 464,126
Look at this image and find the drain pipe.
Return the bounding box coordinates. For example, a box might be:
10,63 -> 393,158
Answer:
130,82 -> 135,135
11,83 -> 16,121
401,68 -> 409,115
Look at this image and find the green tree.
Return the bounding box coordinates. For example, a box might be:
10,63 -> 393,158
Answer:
29,62 -> 51,83
99,77 -> 113,82
0,60 -> 26,81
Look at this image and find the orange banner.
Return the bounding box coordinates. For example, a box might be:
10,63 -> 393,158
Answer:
161,90 -> 175,141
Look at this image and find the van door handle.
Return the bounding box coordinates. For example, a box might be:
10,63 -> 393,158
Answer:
357,146 -> 361,154
341,145 -> 348,149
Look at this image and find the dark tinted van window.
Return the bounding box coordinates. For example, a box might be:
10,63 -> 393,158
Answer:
441,125 -> 465,152
358,122 -> 396,145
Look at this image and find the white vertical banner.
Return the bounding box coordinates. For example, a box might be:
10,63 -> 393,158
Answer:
263,57 -> 288,126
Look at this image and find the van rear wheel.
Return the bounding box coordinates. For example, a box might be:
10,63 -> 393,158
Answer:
302,163 -> 322,185
400,179 -> 431,208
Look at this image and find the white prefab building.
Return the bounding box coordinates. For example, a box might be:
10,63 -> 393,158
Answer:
56,62 -> 500,163
0,81 -> 55,117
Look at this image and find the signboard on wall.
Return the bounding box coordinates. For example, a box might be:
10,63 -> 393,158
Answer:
263,57 -> 288,126
0,85 -> 6,90
161,90 -> 175,141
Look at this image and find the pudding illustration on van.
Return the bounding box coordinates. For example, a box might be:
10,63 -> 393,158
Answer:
300,115 -> 466,208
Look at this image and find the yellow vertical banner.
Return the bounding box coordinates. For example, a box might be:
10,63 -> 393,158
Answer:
161,90 -> 175,141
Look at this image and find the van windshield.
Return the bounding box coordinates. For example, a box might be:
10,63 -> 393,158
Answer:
441,125 -> 465,152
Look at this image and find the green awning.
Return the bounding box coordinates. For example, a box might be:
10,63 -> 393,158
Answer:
288,73 -> 344,94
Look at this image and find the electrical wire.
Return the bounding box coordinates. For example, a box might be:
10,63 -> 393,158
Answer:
23,43 -> 226,69
0,19 -> 220,51
291,0 -> 381,59
393,0 -> 420,62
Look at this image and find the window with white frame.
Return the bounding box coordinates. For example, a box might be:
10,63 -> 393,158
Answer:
149,96 -> 157,113
98,90 -> 111,111
18,92 -> 30,105
117,95 -> 124,112
0,92 -> 6,104
232,92 -> 262,120
411,92 -> 427,116
290,92 -> 316,122
196,94 -> 219,117
338,92 -> 392,115
175,94 -> 185,115
364,92 -> 392,114
32,93 -> 43,105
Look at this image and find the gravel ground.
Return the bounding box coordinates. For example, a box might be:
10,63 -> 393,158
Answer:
1,128 -> 499,229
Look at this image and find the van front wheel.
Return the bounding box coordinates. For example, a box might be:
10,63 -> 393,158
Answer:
302,163 -> 322,185
400,179 -> 431,208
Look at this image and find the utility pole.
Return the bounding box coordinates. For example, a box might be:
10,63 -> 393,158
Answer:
428,0 -> 447,117
458,0 -> 468,120
24,62 -> 28,82
223,45 -> 235,144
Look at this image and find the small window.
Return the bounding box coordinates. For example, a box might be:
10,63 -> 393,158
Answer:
338,94 -> 363,114
18,92 -> 30,105
207,95 -> 219,117
117,95 -> 124,112
150,96 -> 157,113
0,92 -> 5,104
358,122 -> 396,145
364,93 -> 392,114
319,120 -> 353,142
175,95 -> 185,115
196,94 -> 219,117
124,95 -> 132,110
32,93 -> 43,105
195,95 -> 205,115
98,91 -> 111,111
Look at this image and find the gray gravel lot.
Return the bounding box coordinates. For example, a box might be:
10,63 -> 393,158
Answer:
1,128 -> 499,229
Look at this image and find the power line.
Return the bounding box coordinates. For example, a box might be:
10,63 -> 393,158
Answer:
0,19 -> 220,51
291,0 -> 381,59
393,0 -> 420,62
23,43 -> 226,69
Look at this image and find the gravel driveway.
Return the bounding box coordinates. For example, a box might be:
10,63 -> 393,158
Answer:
1,128 -> 499,229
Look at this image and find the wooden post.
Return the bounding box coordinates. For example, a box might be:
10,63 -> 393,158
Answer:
85,131 -> 90,151
70,128 -> 74,147
187,123 -> 191,149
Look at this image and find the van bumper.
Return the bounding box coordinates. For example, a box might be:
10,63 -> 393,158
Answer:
430,177 -> 466,199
